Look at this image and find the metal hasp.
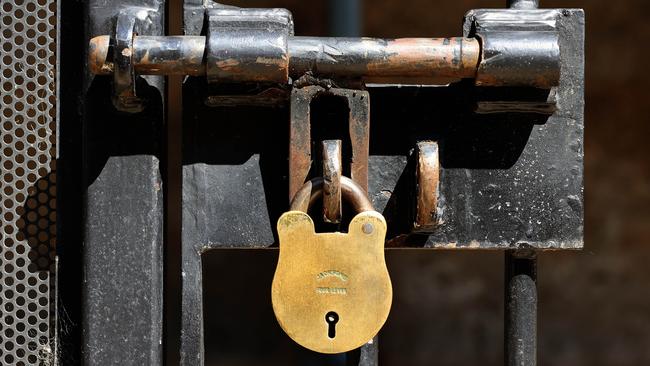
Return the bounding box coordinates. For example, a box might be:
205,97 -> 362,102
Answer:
289,86 -> 370,200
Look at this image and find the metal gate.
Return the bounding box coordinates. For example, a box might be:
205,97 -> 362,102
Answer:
2,0 -> 584,365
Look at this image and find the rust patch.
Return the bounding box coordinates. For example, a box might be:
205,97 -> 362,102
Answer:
121,47 -> 132,58
88,35 -> 112,75
289,87 -> 315,201
215,58 -> 241,72
256,56 -> 288,68
366,37 -> 479,82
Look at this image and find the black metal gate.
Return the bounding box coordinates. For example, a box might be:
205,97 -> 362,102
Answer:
2,0 -> 584,365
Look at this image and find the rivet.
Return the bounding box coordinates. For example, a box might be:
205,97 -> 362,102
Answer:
362,223 -> 373,234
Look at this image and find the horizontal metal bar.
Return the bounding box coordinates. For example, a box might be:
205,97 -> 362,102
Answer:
89,35 -> 480,84
90,35 -> 206,76
288,37 -> 479,84
133,36 -> 206,76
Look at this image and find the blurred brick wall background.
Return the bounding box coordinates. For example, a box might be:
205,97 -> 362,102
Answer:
202,1 -> 650,365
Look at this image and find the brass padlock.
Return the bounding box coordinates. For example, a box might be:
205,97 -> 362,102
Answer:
272,177 -> 392,354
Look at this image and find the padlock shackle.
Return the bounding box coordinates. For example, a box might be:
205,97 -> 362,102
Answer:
290,177 -> 373,214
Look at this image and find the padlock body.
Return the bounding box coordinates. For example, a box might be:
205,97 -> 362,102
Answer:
272,210 -> 392,354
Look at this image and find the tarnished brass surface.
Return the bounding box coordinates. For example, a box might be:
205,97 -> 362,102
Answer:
272,211 -> 392,354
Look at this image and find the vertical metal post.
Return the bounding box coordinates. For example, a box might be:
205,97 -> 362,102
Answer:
82,2 -> 165,365
504,0 -> 539,364
504,0 -> 539,358
505,251 -> 537,366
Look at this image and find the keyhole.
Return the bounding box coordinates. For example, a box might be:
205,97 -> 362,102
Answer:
325,311 -> 339,339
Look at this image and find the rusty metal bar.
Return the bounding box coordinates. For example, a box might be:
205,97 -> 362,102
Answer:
89,35 -> 206,76
134,36 -> 206,76
322,140 -> 343,224
288,37 -> 479,84
89,3 -> 565,112
89,35 -> 480,84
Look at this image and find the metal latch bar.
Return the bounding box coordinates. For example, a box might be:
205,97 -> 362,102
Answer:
89,5 -> 562,112
90,35 -> 481,85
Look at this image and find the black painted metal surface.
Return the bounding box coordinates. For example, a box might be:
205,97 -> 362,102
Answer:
83,1 -> 164,365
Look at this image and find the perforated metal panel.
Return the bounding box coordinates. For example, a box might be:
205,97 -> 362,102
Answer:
1,0 -> 57,364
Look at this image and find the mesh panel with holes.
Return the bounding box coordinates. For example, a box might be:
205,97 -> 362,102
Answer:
1,0 -> 57,364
